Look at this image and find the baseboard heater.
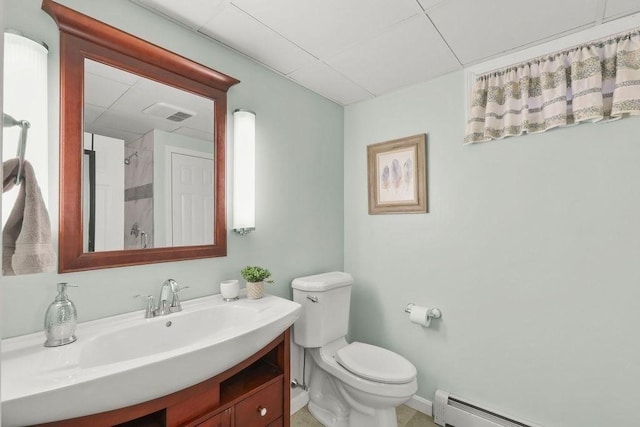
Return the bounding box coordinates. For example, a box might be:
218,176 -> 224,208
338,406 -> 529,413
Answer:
434,390 -> 541,427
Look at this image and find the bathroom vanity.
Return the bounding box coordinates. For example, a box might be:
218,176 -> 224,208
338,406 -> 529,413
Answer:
36,330 -> 289,427
2,294 -> 300,427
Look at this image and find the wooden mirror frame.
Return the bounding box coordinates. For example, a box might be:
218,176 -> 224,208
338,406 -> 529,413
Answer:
43,0 -> 239,272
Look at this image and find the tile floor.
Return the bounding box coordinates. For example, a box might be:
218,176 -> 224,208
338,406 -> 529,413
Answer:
291,405 -> 438,427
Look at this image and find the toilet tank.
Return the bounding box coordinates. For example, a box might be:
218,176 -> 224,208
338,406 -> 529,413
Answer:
291,272 -> 353,348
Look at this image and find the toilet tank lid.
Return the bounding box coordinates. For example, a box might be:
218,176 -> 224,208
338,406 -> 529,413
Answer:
291,271 -> 353,291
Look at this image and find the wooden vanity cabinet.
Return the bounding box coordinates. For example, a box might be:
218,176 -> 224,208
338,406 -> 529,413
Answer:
192,409 -> 231,427
190,378 -> 283,427
37,329 -> 291,427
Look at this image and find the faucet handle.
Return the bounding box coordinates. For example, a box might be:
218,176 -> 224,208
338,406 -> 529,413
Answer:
170,285 -> 189,312
135,294 -> 156,318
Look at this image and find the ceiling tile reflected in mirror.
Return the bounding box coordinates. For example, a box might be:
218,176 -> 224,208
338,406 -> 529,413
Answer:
84,59 -> 215,144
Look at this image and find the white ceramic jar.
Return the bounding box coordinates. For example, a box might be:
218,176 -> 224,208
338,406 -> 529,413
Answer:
220,280 -> 239,301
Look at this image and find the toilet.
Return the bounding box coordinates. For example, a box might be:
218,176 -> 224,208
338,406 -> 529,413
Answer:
292,272 -> 417,427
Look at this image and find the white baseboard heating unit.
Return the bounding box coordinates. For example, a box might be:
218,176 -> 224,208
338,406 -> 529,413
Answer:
434,390 -> 542,427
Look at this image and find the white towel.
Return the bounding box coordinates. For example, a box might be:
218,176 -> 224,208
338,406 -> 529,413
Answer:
3,158 -> 56,275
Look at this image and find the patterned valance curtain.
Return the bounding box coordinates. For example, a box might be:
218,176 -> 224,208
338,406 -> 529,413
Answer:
464,29 -> 640,144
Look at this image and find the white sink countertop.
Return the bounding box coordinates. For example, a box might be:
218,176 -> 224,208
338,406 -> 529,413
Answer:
1,293 -> 301,427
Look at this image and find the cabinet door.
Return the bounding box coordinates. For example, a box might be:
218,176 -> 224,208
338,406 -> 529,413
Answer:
266,417 -> 283,427
235,380 -> 283,427
196,408 -> 232,427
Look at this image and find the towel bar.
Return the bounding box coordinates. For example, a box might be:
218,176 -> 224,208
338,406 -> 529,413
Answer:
3,112 -> 30,185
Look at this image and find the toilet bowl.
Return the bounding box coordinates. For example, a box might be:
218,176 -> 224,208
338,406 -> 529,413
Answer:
307,338 -> 417,427
292,272 -> 418,427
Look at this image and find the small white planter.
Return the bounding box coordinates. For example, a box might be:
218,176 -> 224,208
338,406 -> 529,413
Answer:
220,280 -> 239,301
246,281 -> 264,299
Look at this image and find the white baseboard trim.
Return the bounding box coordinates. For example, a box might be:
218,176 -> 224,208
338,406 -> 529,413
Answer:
290,389 -> 310,415
290,390 -> 432,417
405,394 -> 433,417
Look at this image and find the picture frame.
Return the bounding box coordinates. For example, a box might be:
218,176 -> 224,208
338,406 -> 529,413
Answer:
367,134 -> 427,215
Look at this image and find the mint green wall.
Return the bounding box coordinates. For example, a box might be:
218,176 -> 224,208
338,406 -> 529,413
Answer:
344,70 -> 640,426
6,2 -> 640,426
1,0 -> 344,338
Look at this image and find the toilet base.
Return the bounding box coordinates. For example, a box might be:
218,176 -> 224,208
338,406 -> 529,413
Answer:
309,400 -> 399,427
307,359 -> 403,427
349,407 -> 398,427
308,400 -> 348,427
307,362 -> 349,427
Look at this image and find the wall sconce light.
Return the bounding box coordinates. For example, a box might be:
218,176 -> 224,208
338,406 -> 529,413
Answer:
3,31 -> 49,228
232,109 -> 255,235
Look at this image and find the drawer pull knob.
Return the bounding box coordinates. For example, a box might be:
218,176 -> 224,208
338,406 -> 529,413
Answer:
257,406 -> 267,416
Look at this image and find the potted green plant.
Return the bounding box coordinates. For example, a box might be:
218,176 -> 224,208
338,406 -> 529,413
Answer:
241,266 -> 274,299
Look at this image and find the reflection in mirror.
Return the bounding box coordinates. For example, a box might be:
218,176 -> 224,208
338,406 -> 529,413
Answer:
82,59 -> 215,252
43,0 -> 238,272
2,32 -> 52,276
82,148 -> 96,252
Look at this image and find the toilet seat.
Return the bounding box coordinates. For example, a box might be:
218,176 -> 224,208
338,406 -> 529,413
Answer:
335,342 -> 416,384
312,340 -> 418,400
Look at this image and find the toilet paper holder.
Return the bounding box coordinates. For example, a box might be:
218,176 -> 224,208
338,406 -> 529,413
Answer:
405,303 -> 441,320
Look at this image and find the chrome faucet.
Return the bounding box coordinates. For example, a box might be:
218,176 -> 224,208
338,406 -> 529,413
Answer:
158,279 -> 186,315
135,279 -> 188,318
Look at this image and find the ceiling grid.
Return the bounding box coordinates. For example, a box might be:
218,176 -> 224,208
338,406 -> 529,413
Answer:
131,0 -> 640,105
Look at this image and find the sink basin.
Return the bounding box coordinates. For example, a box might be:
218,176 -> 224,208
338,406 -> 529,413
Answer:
1,293 -> 301,427
80,304 -> 259,369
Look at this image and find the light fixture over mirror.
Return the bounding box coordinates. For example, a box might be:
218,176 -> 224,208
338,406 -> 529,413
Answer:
232,109 -> 255,236
42,0 -> 239,272
3,31 -> 49,235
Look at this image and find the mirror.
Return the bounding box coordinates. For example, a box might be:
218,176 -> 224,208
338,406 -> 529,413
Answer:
83,59 -> 216,252
43,0 -> 239,272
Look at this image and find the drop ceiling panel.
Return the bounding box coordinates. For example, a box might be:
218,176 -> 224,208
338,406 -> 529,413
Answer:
84,104 -> 105,127
173,127 -> 214,142
84,122 -> 143,143
133,0 -> 225,29
133,77 -> 214,116
94,109 -> 181,137
131,76 -> 214,133
128,0 -> 639,105
604,0 -> 640,20
85,59 -> 140,86
329,15 -> 460,95
428,0 -> 601,64
110,87 -> 213,135
85,73 -> 131,109
85,58 -> 215,144
417,0 -> 449,11
288,60 -> 373,105
199,4 -> 317,75
230,0 -> 421,59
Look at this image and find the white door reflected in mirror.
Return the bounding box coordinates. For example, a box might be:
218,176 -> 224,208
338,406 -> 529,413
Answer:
168,149 -> 214,246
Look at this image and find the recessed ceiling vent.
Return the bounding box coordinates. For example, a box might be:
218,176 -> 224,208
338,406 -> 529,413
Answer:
143,102 -> 196,122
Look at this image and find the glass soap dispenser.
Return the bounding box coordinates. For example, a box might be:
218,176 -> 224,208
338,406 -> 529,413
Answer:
44,282 -> 78,347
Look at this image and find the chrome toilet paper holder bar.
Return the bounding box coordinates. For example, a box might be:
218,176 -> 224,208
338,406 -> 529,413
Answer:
405,303 -> 442,320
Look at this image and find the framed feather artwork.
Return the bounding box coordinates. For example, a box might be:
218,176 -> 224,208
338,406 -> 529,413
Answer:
367,134 -> 427,215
